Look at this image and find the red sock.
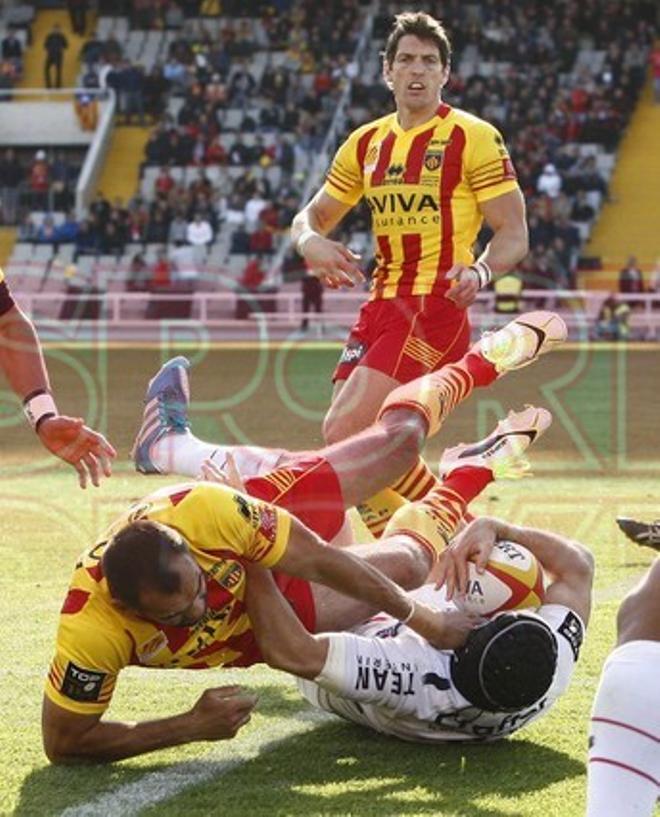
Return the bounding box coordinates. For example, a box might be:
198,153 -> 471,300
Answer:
462,351 -> 498,388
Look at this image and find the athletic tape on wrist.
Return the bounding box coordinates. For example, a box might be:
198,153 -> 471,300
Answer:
295,228 -> 317,256
469,260 -> 493,289
23,389 -> 57,431
401,600 -> 416,624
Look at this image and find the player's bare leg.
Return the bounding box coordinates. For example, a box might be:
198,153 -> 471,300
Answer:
324,368 -> 399,444
132,357 -> 286,478
325,368 -> 443,539
586,558 -> 660,817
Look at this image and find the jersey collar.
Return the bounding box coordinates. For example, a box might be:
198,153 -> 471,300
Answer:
391,102 -> 453,137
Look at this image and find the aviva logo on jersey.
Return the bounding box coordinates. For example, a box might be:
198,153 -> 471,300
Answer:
366,192 -> 440,215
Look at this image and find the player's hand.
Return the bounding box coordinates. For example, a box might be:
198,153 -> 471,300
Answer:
188,685 -> 258,741
436,517 -> 499,600
199,453 -> 245,492
410,602 -> 479,649
445,264 -> 480,309
301,235 -> 364,289
37,415 -> 116,489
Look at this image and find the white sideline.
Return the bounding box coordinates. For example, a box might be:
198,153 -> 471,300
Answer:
60,710 -> 329,817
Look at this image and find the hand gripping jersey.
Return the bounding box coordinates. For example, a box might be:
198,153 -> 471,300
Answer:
298,585 -> 584,743
324,104 -> 519,300
45,482 -> 291,715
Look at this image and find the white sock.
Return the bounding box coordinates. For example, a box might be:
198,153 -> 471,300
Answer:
586,640 -> 660,817
151,430 -> 284,480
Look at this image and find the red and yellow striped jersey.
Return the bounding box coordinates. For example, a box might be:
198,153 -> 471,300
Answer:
45,482 -> 291,714
324,104 -> 519,299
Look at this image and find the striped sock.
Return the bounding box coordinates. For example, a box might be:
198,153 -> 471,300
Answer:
391,457 -> 438,501
358,459 -> 437,539
382,467 -> 493,563
378,350 -> 498,437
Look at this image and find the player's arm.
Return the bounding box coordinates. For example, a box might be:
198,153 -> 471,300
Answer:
439,516 -> 594,625
477,188 -> 529,280
275,516 -> 473,649
245,564 -> 328,679
291,189 -> 364,288
42,686 -> 257,764
0,293 -> 116,488
446,189 -> 528,309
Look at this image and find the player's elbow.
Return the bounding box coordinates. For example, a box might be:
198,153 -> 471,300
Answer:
570,542 -> 595,586
261,636 -> 325,680
42,729 -> 82,765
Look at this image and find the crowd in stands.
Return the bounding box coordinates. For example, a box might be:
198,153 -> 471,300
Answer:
0,148 -> 83,224
5,0 -> 658,303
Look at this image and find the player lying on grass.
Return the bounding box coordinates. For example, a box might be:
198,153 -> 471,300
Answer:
244,514 -> 593,743
586,552 -> 660,814
0,267 -> 115,487
42,312 -> 564,763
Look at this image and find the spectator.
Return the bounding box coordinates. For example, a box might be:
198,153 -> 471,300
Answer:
100,221 -> 124,256
44,23 -> 68,89
127,251 -> 150,292
90,191 -> 111,229
36,215 -> 58,243
652,42 -> 660,104
80,30 -> 102,65
67,0 -> 87,36
570,190 -> 596,222
240,256 -> 265,291
74,219 -> 98,259
53,211 -> 80,243
0,148 -> 23,223
1,29 -> 23,74
151,249 -> 172,289
536,163 -> 562,198
29,150 -> 50,210
186,212 -> 213,246
244,188 -> 267,229
154,166 -> 175,196
649,258 -> 660,294
143,65 -> 169,120
301,269 -> 323,331
168,212 -> 188,246
619,255 -> 644,294
18,213 -> 37,241
595,294 -> 630,340
144,210 -> 169,244
122,61 -> 145,125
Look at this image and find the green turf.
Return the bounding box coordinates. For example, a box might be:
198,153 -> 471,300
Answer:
1,344 -> 659,816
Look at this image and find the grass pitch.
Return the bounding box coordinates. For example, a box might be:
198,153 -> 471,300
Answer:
1,343 -> 659,816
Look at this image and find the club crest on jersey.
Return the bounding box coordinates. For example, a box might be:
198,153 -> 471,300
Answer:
137,632 -> 168,662
424,150 -> 444,171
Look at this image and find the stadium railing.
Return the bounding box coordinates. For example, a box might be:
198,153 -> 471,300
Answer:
11,289 -> 660,339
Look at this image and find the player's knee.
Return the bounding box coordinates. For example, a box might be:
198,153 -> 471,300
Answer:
322,408 -> 344,445
617,588 -> 646,641
379,410 -> 427,456
617,559 -> 660,642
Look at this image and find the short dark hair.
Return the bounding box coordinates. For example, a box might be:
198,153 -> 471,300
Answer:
384,12 -> 451,69
450,613 -> 558,712
102,520 -> 188,609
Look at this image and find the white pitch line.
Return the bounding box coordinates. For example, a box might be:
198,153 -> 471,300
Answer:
60,710 -> 329,817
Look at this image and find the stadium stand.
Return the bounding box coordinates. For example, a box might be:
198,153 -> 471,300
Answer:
3,0 -> 659,333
